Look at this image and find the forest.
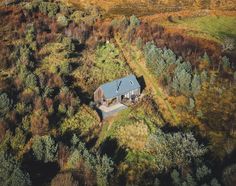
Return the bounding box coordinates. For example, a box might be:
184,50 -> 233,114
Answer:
0,0 -> 235,186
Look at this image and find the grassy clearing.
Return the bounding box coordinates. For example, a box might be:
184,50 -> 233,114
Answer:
96,98 -> 164,148
162,16 -> 236,43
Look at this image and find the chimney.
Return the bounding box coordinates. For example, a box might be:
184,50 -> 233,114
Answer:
116,81 -> 122,92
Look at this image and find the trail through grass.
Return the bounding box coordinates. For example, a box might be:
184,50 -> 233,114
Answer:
114,35 -> 179,124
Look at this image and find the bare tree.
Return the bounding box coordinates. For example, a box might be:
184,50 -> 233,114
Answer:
222,37 -> 235,52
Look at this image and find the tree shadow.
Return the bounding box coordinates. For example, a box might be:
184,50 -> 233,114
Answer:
22,153 -> 59,186
74,86 -> 92,105
137,75 -> 146,91
99,137 -> 127,164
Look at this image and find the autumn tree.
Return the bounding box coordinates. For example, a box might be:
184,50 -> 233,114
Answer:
195,82 -> 236,135
30,110 -> 49,136
51,172 -> 79,186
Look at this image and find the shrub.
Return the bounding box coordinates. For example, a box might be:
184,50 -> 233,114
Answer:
57,14 -> 69,28
130,15 -> 140,27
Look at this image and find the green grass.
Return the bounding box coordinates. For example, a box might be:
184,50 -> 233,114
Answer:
163,16 -> 236,43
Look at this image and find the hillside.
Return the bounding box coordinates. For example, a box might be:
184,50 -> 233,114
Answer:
66,0 -> 236,16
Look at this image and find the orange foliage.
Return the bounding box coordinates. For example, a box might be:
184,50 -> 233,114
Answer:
30,110 -> 49,136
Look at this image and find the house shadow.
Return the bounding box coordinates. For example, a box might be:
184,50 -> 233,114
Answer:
137,75 -> 146,91
99,137 -> 127,164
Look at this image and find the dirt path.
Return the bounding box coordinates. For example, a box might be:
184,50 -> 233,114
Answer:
114,34 -> 179,124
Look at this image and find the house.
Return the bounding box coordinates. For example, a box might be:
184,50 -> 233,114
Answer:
94,74 -> 141,107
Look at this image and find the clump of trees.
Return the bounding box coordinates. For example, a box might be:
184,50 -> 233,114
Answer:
143,41 -> 204,96
66,135 -> 114,186
32,135 -> 58,162
146,129 -> 207,172
0,150 -> 31,186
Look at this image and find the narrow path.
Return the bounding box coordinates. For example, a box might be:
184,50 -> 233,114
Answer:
114,34 -> 179,124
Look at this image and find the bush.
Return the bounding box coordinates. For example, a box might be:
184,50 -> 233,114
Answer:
57,14 -> 69,27
130,15 -> 140,27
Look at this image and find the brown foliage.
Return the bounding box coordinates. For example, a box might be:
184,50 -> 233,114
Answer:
195,82 -> 236,135
30,110 -> 49,136
51,172 -> 79,186
0,120 -> 7,142
65,22 -> 92,44
58,143 -> 70,169
134,21 -> 222,67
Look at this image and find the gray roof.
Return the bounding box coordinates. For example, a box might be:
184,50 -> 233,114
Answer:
100,74 -> 140,99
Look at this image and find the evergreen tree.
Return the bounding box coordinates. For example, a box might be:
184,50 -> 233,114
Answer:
196,165 -> 211,181
96,155 -> 114,186
222,56 -> 230,71
202,52 -> 211,66
146,130 -> 207,172
200,70 -> 208,83
0,151 -> 31,186
191,73 -> 201,95
32,135 -> 58,162
25,73 -> 37,88
130,15 -> 140,27
0,93 -> 12,117
171,169 -> 181,186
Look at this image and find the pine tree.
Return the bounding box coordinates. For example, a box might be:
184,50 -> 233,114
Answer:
96,155 -> 114,186
222,56 -> 231,71
130,15 -> 140,27
32,135 -> 58,162
0,151 -> 31,186
171,169 -> 181,186
0,93 -> 12,117
191,73 -> 201,95
200,70 -> 208,83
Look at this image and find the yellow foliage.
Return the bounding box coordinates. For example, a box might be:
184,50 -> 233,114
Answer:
61,105 -> 99,135
116,122 -> 148,150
